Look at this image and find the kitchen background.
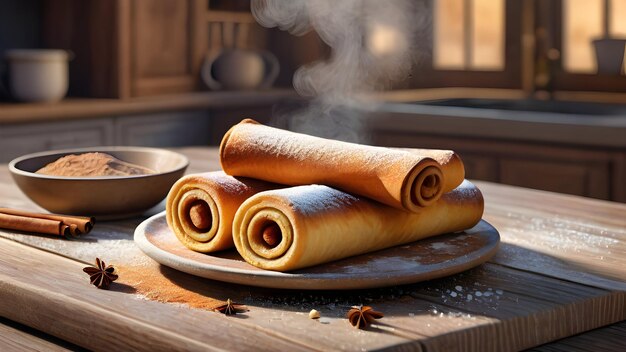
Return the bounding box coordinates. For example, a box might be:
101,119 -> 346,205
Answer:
0,0 -> 625,203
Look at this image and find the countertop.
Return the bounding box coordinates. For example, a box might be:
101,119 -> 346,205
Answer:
370,104 -> 626,149
0,147 -> 624,351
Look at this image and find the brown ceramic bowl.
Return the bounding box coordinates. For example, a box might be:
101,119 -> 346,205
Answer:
9,147 -> 188,220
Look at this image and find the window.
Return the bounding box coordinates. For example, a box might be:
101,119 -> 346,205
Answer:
563,0 -> 626,73
433,0 -> 505,70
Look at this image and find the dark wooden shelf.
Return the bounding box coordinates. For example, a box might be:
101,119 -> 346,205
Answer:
0,89 -> 298,124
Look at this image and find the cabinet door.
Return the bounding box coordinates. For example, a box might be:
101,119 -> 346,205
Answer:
0,119 -> 114,163
131,0 -> 207,96
114,111 -> 211,147
367,130 -> 618,200
459,154 -> 498,182
499,159 -> 610,199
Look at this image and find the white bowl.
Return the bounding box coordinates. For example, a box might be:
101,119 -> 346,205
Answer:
6,49 -> 71,102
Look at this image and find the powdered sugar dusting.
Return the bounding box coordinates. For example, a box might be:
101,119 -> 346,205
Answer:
326,256 -> 421,276
436,280 -> 507,311
443,180 -> 482,202
236,122 -> 402,162
211,172 -> 251,194
194,171 -> 259,196
492,210 -> 622,256
273,184 -> 360,215
429,242 -> 459,252
401,148 -> 455,165
225,121 -> 426,183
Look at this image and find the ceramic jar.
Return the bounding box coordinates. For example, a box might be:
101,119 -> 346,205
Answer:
5,49 -> 71,102
201,49 -> 279,90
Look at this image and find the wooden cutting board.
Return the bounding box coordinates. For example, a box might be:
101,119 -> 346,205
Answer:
0,148 -> 624,351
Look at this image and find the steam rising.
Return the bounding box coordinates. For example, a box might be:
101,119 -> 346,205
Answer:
252,0 -> 426,141
253,0 -> 422,97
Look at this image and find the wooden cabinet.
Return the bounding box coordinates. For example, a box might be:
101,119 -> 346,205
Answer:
114,111 -> 211,147
130,0 -> 207,97
371,132 -> 624,202
41,0 -> 321,99
42,0 -> 207,98
499,158 -> 610,199
458,154 -> 499,182
0,119 -> 114,162
0,111 -> 212,163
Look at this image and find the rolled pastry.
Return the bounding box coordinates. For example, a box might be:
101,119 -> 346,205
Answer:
402,148 -> 465,193
166,171 -> 276,252
220,119 -> 448,212
233,180 -> 484,271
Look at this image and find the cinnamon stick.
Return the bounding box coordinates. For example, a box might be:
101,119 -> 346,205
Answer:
0,212 -> 71,238
0,208 -> 94,237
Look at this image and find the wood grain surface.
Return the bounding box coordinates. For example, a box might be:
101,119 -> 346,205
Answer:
0,147 -> 624,352
0,317 -> 80,352
528,321 -> 626,352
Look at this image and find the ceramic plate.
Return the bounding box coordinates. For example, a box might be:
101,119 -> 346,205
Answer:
134,211 -> 500,290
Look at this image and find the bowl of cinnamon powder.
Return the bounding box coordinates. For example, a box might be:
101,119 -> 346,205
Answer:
9,147 -> 188,219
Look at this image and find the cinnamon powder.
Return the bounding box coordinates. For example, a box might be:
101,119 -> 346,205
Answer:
116,262 -> 225,311
37,153 -> 154,177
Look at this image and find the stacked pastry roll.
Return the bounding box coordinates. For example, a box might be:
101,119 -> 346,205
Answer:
167,118 -> 483,271
166,172 -> 277,252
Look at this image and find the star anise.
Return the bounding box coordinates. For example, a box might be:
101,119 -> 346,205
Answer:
347,305 -> 384,329
82,258 -> 118,289
214,299 -> 248,315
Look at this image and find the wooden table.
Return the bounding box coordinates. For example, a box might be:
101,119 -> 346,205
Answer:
0,147 -> 624,351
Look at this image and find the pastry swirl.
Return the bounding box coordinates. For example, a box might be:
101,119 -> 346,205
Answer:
166,171 -> 276,252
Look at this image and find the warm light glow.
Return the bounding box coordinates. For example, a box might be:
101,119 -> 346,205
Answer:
563,0 -> 603,73
434,0 -> 465,69
367,23 -> 407,57
611,0 -> 626,72
433,0 -> 504,71
611,0 -> 626,36
471,0 -> 504,69
563,0 -> 626,73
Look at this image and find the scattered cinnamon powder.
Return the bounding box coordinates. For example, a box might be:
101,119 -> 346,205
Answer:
37,152 -> 155,177
116,262 -> 225,311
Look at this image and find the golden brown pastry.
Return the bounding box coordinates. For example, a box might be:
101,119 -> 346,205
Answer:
402,148 -> 465,193
166,171 -> 276,252
233,180 -> 484,271
220,119 -> 451,212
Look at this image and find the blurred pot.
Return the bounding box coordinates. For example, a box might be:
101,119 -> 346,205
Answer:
593,38 -> 626,75
201,49 -> 279,90
5,49 -> 71,102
